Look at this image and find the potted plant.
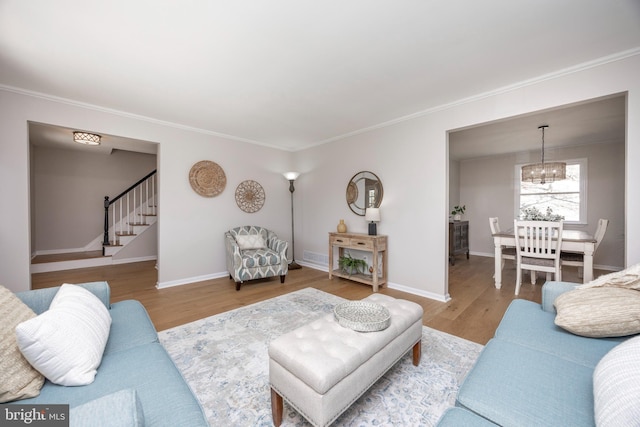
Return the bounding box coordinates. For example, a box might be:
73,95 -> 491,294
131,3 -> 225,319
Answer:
451,205 -> 466,221
338,253 -> 368,276
520,206 -> 564,221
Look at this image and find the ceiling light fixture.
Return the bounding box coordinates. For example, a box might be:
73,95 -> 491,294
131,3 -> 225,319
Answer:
73,131 -> 101,145
521,125 -> 566,185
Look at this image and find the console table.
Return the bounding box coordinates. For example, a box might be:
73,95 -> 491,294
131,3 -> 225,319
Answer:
328,232 -> 387,292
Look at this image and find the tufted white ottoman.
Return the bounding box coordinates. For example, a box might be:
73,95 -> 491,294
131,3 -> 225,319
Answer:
268,294 -> 424,427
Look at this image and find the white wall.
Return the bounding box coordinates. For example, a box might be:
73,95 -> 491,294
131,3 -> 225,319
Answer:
31,145 -> 157,253
1,53 -> 639,297
460,141 -> 625,269
297,53 -> 640,300
0,89 -> 294,292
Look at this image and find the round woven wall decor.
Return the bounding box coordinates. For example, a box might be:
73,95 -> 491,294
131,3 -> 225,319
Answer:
235,180 -> 265,213
189,160 -> 226,197
346,181 -> 358,204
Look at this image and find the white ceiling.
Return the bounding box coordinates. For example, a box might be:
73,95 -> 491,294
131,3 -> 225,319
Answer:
1,0 -> 639,152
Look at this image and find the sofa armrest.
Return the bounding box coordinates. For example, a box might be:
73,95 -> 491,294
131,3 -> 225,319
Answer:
541,281 -> 579,313
16,281 -> 111,314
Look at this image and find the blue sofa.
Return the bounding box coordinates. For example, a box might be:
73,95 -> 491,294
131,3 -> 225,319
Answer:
12,282 -> 208,427
437,281 -> 631,427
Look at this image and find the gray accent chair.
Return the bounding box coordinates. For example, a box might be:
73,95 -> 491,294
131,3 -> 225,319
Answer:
225,226 -> 289,291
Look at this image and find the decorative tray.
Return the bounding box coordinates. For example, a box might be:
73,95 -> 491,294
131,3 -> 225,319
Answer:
334,301 -> 391,332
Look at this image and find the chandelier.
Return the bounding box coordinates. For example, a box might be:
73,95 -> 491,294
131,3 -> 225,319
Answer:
73,131 -> 101,145
521,125 -> 566,184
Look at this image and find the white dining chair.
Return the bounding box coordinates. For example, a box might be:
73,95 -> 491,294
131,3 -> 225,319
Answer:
490,217 -> 538,283
561,218 -> 608,278
513,220 -> 563,295
489,217 -> 517,271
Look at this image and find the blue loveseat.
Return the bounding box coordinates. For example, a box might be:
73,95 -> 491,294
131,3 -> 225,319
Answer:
12,282 -> 207,427
437,281 -> 634,427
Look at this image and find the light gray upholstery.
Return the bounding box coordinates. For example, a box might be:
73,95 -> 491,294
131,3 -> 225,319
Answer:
225,225 -> 289,290
268,294 -> 423,427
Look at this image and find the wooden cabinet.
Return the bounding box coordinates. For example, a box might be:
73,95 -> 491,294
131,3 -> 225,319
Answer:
328,232 -> 387,292
449,221 -> 469,265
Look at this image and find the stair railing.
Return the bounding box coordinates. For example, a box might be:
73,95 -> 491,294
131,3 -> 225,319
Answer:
103,170 -> 157,249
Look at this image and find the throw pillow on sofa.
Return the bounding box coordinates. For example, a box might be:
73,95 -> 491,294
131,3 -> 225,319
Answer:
593,335 -> 640,426
16,284 -> 112,386
0,285 -> 45,402
554,287 -> 640,338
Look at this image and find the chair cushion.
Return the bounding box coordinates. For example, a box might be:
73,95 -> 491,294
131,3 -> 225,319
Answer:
236,234 -> 266,250
241,248 -> 281,267
495,299 -> 623,368
0,285 -> 45,402
554,287 -> 640,338
593,336 -> 640,426
20,343 -> 208,426
70,389 -> 144,427
522,256 -> 554,267
457,339 -> 595,427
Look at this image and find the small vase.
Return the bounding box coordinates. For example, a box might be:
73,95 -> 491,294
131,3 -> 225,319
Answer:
454,214 -> 461,221
337,219 -> 347,233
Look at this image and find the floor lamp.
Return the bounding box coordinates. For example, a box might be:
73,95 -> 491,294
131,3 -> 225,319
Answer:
283,172 -> 302,270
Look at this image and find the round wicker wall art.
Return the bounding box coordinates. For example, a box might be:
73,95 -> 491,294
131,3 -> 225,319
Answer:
189,160 -> 226,197
235,180 -> 265,213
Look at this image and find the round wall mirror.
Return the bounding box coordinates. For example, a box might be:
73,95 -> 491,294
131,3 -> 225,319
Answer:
346,171 -> 383,216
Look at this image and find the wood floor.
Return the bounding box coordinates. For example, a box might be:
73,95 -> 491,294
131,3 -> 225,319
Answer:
31,255 -> 597,345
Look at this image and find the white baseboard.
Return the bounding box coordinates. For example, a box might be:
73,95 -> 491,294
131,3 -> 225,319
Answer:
156,271 -> 229,289
30,255 -> 157,274
298,261 -> 450,302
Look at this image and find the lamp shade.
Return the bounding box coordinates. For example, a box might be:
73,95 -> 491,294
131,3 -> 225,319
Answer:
282,172 -> 300,181
365,208 -> 380,222
521,161 -> 566,184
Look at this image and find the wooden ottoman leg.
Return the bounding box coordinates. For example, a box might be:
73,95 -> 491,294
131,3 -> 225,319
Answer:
271,388 -> 283,426
412,341 -> 421,366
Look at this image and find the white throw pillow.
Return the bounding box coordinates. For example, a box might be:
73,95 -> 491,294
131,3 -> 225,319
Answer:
236,234 -> 266,250
593,336 -> 640,426
15,284 -> 112,386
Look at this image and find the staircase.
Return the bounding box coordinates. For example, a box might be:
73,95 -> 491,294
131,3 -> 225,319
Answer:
103,170 -> 157,257
30,171 -> 157,274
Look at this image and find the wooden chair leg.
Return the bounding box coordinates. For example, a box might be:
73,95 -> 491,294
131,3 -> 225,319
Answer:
235,282 -> 241,291
280,275 -> 285,284
412,341 -> 421,366
271,388 -> 283,426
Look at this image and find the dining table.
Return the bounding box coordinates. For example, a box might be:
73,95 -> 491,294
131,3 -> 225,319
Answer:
492,228 -> 596,288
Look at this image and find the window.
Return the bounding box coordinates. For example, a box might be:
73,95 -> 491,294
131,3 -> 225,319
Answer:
516,159 -> 587,224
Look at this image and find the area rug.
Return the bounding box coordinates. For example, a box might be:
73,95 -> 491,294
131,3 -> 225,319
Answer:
158,288 -> 483,426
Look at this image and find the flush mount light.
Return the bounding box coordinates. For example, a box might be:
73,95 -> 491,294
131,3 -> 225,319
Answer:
73,131 -> 101,145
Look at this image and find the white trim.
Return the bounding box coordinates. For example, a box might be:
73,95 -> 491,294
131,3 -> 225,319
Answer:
29,255 -> 157,274
2,48 -> 639,153
310,48 -> 640,149
387,281 -> 451,302
300,261 -> 450,302
156,271 -> 228,289
515,158 -> 588,224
